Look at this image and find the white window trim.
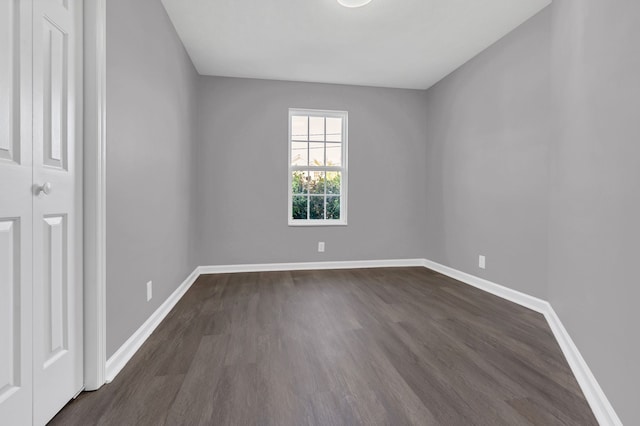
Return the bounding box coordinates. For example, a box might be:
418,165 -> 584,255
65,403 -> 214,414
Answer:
288,108 -> 348,226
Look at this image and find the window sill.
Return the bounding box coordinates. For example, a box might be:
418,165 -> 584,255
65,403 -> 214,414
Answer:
288,220 -> 348,227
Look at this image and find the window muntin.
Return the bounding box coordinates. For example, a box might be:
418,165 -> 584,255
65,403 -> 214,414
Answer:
288,109 -> 347,226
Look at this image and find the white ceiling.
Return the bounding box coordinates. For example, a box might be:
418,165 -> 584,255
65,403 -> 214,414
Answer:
160,0 -> 550,90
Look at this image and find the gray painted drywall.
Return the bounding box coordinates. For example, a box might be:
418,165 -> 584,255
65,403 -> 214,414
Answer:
106,0 -> 199,357
548,1 -> 640,423
424,2 -> 639,422
424,9 -> 552,299
194,77 -> 429,266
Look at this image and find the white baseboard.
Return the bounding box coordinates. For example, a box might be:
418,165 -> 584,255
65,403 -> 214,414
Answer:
421,259 -> 622,426
197,258 -> 425,275
104,268 -> 200,383
105,258 -> 621,425
542,307 -> 622,426
421,259 -> 549,314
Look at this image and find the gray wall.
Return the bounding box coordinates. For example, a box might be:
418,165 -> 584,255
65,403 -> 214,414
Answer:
424,1 -> 639,422
194,77 -> 428,266
548,1 -> 640,423
106,0 -> 199,357
424,9 -> 552,299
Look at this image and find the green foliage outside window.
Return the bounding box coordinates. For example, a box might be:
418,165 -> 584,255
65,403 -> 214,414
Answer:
292,171 -> 341,220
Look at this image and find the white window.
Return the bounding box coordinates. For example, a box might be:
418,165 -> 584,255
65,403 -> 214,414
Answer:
288,109 -> 348,226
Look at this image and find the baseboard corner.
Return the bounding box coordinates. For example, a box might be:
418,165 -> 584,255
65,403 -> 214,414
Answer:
421,258 -> 622,426
542,307 -> 623,426
104,267 -> 200,383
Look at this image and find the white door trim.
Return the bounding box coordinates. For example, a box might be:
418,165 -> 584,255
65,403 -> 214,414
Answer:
82,0 -> 107,391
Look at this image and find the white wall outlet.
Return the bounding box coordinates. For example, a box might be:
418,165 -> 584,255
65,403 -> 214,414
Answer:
479,255 -> 486,269
146,281 -> 153,301
318,241 -> 325,253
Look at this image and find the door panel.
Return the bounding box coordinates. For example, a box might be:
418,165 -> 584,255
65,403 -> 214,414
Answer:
0,0 -> 20,163
42,19 -> 68,170
0,0 -> 33,424
32,0 -> 83,424
42,215 -> 68,367
0,220 -> 22,397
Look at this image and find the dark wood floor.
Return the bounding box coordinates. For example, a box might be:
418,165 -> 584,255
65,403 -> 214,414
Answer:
50,267 -> 596,425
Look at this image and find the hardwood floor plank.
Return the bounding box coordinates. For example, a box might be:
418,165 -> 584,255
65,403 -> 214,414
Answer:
164,334 -> 230,425
49,267 -> 597,425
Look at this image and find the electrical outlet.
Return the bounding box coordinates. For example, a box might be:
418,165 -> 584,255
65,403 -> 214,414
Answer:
318,241 -> 325,253
146,281 -> 153,301
479,255 -> 486,269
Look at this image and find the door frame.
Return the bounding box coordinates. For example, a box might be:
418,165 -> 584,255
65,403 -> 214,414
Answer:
83,0 -> 107,391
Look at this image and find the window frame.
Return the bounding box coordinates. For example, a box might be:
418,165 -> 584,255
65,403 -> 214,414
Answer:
288,108 -> 348,226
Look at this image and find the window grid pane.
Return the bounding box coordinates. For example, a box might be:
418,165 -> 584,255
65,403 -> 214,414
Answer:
309,171 -> 325,194
292,195 -> 308,219
309,117 -> 324,142
326,196 -> 340,219
309,142 -> 324,166
292,116 -> 308,141
326,171 -> 340,195
291,141 -> 308,166
326,143 -> 341,166
326,117 -> 342,142
292,171 -> 309,194
309,196 -> 324,219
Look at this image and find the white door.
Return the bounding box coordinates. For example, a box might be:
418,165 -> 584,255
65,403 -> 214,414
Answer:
0,1 -> 34,425
32,0 -> 84,424
0,0 -> 83,424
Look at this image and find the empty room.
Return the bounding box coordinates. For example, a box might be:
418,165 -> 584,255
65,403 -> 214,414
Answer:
1,0 -> 638,424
